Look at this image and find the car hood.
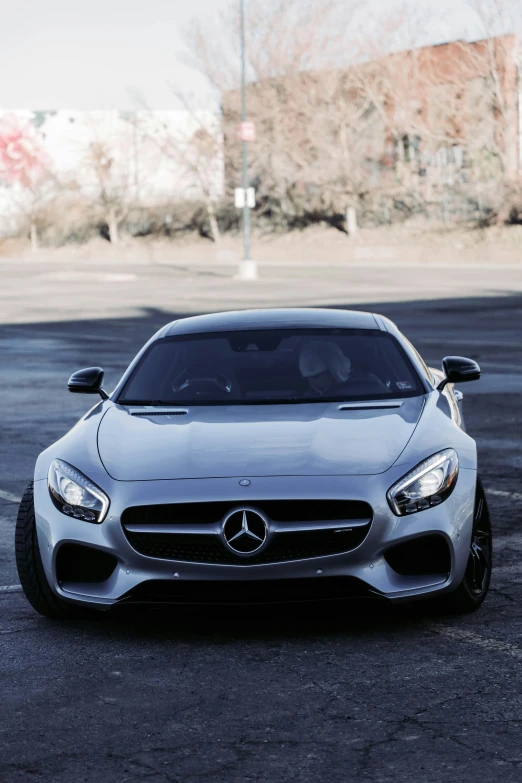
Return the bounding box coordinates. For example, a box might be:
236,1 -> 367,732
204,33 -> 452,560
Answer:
97,399 -> 425,481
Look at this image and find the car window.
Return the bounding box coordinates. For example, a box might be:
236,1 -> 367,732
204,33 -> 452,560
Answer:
118,328 -> 426,405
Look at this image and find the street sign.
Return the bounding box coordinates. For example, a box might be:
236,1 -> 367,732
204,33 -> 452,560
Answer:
236,121 -> 256,142
235,188 -> 245,208
235,188 -> 256,209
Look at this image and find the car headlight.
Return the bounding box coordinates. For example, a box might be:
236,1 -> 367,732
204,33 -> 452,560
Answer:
48,459 -> 110,523
387,449 -> 459,516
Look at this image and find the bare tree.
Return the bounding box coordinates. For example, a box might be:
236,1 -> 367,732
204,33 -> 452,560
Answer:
360,0 -> 522,219
183,0 -> 521,229
0,113 -> 59,250
183,0 -> 366,226
185,124 -> 223,242
457,2 -> 521,181
18,178 -> 59,251
84,141 -> 129,244
80,115 -> 138,244
134,106 -> 224,243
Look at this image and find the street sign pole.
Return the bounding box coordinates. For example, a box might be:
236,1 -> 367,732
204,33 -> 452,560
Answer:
238,0 -> 257,280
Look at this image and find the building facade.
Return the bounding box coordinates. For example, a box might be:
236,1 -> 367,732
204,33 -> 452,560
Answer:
223,34 -> 522,222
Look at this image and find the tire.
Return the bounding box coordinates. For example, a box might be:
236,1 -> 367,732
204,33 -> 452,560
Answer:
15,483 -> 77,619
427,477 -> 492,615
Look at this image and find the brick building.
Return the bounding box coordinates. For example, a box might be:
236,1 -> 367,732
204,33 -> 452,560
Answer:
224,34 -> 522,220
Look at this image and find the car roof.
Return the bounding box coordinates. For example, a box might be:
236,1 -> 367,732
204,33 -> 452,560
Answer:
164,308 -> 383,336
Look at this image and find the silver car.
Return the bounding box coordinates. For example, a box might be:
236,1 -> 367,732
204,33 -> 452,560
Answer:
15,308 -> 492,617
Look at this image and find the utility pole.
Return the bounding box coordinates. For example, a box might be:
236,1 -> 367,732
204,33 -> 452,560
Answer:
238,0 -> 257,280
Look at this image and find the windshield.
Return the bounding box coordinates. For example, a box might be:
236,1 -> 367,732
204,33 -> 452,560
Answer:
118,328 -> 425,406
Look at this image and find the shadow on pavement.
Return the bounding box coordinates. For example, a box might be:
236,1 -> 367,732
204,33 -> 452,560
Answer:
42,597 -> 432,642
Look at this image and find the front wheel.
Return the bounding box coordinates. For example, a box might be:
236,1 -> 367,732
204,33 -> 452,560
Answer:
15,483 -> 79,618
428,477 -> 492,614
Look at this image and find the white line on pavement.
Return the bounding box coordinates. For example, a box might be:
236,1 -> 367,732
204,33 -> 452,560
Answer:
0,585 -> 22,593
0,490 -> 21,504
488,489 -> 522,502
423,622 -> 522,661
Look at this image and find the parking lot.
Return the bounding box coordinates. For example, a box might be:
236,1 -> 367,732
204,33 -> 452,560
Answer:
1,256 -> 522,782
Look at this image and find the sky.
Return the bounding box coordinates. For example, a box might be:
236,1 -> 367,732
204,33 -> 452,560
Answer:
0,0 -> 518,111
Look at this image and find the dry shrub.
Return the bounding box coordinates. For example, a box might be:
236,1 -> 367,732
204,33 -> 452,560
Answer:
34,197 -> 234,246
37,193 -> 98,246
123,199 -> 235,240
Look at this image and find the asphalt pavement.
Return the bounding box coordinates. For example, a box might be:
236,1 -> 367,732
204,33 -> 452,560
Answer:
1,256 -> 522,782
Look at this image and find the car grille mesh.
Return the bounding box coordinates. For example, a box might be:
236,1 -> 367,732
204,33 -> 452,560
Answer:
121,500 -> 372,566
122,500 -> 371,526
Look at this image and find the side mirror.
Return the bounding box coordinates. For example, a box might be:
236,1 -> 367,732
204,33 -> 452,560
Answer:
68,367 -> 109,400
437,356 -> 480,391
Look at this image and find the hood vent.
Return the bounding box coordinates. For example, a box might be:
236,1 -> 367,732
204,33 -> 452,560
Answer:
338,403 -> 403,412
131,410 -> 188,417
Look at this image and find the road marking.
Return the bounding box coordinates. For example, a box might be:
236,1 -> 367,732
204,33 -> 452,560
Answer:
39,272 -> 138,283
488,489 -> 522,502
0,585 -> 22,593
0,490 -> 21,504
423,622 -> 522,661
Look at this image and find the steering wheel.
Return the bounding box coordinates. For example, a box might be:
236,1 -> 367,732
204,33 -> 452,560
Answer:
172,371 -> 233,397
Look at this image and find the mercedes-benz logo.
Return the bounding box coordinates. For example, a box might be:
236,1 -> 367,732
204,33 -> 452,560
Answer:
222,509 -> 268,556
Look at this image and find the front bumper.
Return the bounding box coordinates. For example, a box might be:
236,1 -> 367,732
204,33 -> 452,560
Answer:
33,468 -> 477,609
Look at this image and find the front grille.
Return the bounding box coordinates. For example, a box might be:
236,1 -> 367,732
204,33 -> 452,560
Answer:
125,526 -> 370,565
122,499 -> 371,526
118,576 -> 378,605
122,500 -> 372,566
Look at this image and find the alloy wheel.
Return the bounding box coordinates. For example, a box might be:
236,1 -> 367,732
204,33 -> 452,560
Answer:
465,485 -> 492,596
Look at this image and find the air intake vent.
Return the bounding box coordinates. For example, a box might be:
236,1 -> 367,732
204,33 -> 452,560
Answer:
132,410 -> 188,417
338,403 -> 402,412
